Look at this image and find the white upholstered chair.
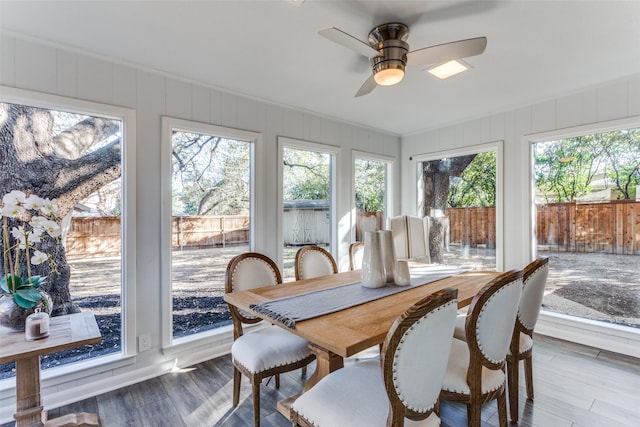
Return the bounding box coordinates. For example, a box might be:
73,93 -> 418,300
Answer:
388,215 -> 431,263
349,241 -> 365,271
290,288 -> 459,427
441,270 -> 523,427
506,257 -> 549,422
225,252 -> 315,427
295,245 -> 338,280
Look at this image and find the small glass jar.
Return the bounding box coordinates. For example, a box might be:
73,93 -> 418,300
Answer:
25,308 -> 50,341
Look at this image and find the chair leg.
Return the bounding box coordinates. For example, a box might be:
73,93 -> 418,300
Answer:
507,358 -> 520,422
233,367 -> 241,406
252,378 -> 261,427
467,402 -> 482,427
301,366 -> 307,377
275,373 -> 280,388
497,391 -> 508,427
524,355 -> 534,400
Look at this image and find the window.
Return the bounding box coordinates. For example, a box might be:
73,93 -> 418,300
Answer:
353,153 -> 393,241
0,87 -> 135,379
162,118 -> 257,344
278,137 -> 338,280
531,126 -> 639,329
415,142 -> 502,270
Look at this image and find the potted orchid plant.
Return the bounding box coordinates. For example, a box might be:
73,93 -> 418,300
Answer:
0,190 -> 60,330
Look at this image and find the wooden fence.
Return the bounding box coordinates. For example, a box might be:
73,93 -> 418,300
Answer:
536,200 -> 639,255
65,216 -> 250,258
66,201 -> 639,257
448,201 -> 639,255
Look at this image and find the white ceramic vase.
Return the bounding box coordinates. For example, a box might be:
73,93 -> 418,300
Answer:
378,230 -> 397,283
361,231 -> 386,288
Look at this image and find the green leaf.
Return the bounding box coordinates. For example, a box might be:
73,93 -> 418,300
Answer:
13,293 -> 37,309
25,276 -> 45,288
1,275 -> 22,293
16,287 -> 43,303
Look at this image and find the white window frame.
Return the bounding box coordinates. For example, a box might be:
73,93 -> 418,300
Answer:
0,86 -> 137,363
411,141 -> 504,272
351,151 -> 395,241
160,117 -> 260,350
277,136 -> 340,271
524,116 -> 640,357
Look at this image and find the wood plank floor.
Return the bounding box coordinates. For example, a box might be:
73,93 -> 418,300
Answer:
2,335 -> 638,426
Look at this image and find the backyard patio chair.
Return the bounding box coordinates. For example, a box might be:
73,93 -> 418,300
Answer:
388,215 -> 431,263
225,252 -> 315,427
295,245 -> 338,280
441,269 -> 523,427
290,288 -> 459,427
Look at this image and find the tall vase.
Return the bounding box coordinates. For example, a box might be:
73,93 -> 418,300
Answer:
361,231 -> 386,288
378,230 -> 397,283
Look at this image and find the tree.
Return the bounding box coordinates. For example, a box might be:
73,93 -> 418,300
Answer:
0,103 -> 121,315
448,152 -> 496,207
282,148 -> 330,201
534,135 -> 607,203
602,128 -> 639,200
534,129 -> 639,202
420,154 -> 475,263
354,159 -> 385,212
171,131 -> 249,216
420,155 -> 476,215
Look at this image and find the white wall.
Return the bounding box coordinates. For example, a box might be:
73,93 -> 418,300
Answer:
0,33 -> 400,421
400,74 -> 640,358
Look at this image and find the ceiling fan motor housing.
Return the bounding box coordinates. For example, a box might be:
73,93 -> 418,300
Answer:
368,23 -> 409,85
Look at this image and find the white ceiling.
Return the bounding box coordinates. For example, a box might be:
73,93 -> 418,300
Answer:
1,0 -> 639,136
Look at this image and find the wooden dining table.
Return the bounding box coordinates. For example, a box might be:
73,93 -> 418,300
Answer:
224,266 -> 500,419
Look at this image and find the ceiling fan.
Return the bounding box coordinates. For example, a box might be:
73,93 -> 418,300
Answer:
318,22 -> 487,97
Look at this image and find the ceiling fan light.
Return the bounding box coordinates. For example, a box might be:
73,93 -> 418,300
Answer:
374,68 -> 405,86
427,60 -> 470,80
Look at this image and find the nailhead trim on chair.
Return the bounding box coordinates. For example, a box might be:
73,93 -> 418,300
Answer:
392,300 -> 457,413
475,284 -> 517,365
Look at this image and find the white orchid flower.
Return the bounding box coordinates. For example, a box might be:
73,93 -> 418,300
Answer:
1,203 -> 26,217
30,250 -> 48,265
2,190 -> 27,206
40,198 -> 59,217
43,219 -> 62,238
27,229 -> 43,243
10,226 -> 27,249
24,195 -> 45,210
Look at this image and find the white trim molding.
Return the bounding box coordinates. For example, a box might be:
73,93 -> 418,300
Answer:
536,311 -> 640,358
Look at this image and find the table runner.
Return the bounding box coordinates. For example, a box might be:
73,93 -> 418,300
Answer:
250,265 -> 470,328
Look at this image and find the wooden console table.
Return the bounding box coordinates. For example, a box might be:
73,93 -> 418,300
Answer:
0,312 -> 102,427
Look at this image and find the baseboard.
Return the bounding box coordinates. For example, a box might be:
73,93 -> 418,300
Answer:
536,310 -> 640,358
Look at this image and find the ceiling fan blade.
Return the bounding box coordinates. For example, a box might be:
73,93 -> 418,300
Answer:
406,36 -> 487,66
355,75 -> 377,97
319,27 -> 380,58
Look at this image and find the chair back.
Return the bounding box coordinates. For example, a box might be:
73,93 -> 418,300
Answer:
388,215 -> 431,263
225,252 -> 282,327
295,245 -> 338,280
381,288 -> 458,426
348,242 -> 364,271
465,270 -> 523,368
518,257 -> 549,333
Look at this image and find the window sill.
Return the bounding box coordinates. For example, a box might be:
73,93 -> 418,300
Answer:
536,310 -> 640,358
